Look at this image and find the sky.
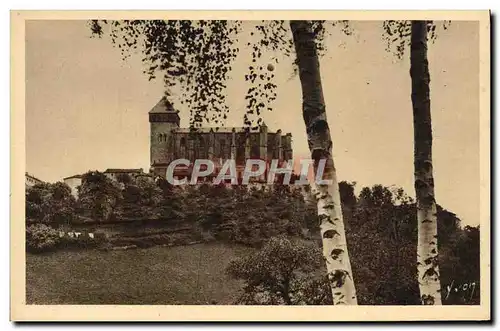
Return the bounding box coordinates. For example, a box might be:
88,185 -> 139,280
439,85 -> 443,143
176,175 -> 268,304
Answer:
25,20 -> 480,225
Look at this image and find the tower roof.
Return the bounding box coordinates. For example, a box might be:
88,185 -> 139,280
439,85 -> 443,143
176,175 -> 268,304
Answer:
149,96 -> 177,114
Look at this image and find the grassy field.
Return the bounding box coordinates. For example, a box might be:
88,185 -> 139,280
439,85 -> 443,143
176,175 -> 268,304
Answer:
26,243 -> 252,305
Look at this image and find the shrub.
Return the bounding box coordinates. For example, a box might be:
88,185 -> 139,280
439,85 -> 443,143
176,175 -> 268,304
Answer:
200,230 -> 215,243
227,236 -> 324,305
214,229 -> 232,241
110,237 -> 155,249
171,232 -> 191,245
59,233 -> 108,250
286,222 -> 303,236
26,224 -> 61,253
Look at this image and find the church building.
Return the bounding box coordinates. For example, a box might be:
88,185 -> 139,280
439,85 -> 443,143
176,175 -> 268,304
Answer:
149,97 -> 293,181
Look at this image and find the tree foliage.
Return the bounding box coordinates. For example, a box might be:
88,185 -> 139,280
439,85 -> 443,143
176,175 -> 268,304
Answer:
25,174 -> 480,304
77,171 -> 122,221
26,223 -> 61,253
382,20 -> 451,59
227,235 -> 332,305
345,183 -> 479,305
226,182 -> 480,305
26,182 -> 76,225
179,183 -> 314,246
89,19 -> 353,130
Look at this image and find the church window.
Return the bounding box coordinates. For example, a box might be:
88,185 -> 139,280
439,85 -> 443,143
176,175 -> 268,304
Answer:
251,144 -> 260,159
198,137 -> 207,159
236,135 -> 246,164
219,139 -> 226,157
179,137 -> 187,158
158,134 -> 169,142
187,137 -> 195,160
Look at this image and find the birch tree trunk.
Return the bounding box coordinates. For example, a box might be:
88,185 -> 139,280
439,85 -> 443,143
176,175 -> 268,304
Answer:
410,20 -> 442,305
290,20 -> 357,305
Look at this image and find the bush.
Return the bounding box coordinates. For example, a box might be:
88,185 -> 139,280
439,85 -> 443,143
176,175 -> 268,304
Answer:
200,230 -> 215,243
26,224 -> 61,253
171,232 -> 191,245
227,236 -> 324,305
110,237 -> 156,249
59,233 -> 108,250
108,230 -> 199,249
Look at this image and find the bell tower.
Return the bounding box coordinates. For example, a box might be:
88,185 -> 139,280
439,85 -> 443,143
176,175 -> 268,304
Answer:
149,96 -> 180,176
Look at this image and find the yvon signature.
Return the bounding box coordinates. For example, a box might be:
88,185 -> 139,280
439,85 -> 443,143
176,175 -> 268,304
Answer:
445,280 -> 478,301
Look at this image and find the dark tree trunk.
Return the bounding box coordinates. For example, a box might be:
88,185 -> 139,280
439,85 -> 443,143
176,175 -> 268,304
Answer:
282,280 -> 293,305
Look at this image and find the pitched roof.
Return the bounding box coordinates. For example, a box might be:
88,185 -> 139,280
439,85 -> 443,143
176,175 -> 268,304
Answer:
63,174 -> 83,180
136,173 -> 153,177
26,173 -> 43,182
148,96 -> 177,114
104,168 -> 143,174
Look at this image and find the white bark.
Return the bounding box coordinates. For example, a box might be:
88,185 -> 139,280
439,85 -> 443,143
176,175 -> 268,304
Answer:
291,20 -> 357,305
313,159 -> 357,305
410,20 -> 442,305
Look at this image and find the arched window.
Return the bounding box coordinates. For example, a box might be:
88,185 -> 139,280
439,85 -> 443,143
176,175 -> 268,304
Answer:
236,134 -> 246,164
198,136 -> 207,159
187,137 -> 195,160
158,133 -> 168,142
179,137 -> 187,158
251,143 -> 260,159
219,139 -> 226,158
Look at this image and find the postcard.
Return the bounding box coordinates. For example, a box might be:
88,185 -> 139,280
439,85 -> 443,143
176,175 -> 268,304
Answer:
11,10 -> 491,321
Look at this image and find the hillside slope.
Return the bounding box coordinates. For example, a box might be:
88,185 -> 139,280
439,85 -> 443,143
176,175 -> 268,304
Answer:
26,243 -> 252,305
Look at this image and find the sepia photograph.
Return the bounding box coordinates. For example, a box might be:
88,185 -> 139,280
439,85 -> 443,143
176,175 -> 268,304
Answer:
10,10 -> 490,321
